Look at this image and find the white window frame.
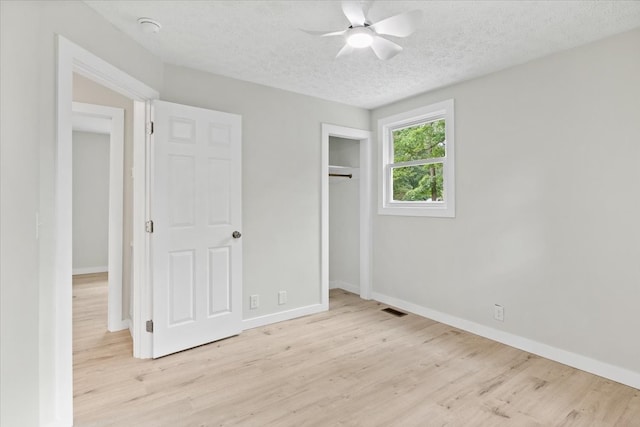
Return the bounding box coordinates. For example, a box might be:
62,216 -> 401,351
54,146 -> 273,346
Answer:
378,99 -> 455,217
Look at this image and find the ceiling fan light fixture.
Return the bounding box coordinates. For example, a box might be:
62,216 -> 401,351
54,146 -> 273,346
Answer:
346,27 -> 373,48
305,2 -> 420,59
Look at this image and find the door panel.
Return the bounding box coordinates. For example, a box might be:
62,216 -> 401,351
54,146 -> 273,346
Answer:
168,154 -> 196,226
152,100 -> 242,358
168,250 -> 195,325
208,159 -> 231,225
208,247 -> 231,315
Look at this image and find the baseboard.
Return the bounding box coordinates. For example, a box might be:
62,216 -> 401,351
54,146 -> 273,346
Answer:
42,418 -> 71,427
329,280 -> 360,294
108,318 -> 129,333
72,265 -> 107,275
243,303 -> 327,330
371,291 -> 640,390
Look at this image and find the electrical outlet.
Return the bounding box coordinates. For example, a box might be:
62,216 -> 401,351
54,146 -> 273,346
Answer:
278,291 -> 287,305
494,304 -> 504,322
250,294 -> 259,309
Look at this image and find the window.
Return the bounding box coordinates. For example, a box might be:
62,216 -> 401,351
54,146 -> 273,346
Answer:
379,99 -> 455,217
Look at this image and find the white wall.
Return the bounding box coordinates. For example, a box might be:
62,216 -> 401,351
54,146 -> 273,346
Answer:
161,64 -> 370,319
0,2 -> 41,425
370,28 -> 640,379
73,73 -> 134,317
329,137 -> 360,291
72,131 -> 110,273
0,1 -> 163,425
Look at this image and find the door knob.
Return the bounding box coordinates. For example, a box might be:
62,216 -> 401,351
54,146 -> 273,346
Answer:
232,231 -> 242,239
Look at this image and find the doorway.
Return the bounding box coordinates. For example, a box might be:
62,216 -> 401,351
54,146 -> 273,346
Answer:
72,102 -> 125,332
321,124 -> 372,307
55,36 -> 159,424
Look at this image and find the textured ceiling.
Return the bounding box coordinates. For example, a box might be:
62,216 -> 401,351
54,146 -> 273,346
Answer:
85,1 -> 640,109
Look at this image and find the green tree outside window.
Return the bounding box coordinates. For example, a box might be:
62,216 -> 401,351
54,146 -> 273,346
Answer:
391,120 -> 446,202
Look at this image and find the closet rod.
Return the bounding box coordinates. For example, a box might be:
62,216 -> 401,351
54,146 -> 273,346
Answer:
329,173 -> 352,179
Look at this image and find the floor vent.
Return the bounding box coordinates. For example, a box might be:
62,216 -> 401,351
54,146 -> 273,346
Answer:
382,307 -> 408,317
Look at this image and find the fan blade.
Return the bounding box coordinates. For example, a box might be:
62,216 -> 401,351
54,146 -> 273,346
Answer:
341,1 -> 367,27
370,36 -> 402,60
301,29 -> 347,37
336,43 -> 355,59
370,10 -> 423,37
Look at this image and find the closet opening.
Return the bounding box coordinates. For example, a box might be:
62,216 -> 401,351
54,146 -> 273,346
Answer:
329,136 -> 362,295
320,124 -> 372,307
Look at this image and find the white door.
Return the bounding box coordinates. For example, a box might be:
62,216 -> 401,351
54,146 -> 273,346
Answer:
151,100 -> 242,358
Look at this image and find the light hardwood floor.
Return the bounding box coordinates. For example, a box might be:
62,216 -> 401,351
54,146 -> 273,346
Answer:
73,274 -> 639,426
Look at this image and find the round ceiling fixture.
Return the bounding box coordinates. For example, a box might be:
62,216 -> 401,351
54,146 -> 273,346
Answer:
346,27 -> 373,48
137,18 -> 162,34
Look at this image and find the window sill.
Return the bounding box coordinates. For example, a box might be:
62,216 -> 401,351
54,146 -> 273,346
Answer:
378,204 -> 455,218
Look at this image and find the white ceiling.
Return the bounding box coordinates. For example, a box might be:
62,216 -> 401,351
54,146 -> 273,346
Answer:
85,1 -> 640,109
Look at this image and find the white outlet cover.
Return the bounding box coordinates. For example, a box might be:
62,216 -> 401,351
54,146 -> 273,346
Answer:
250,295 -> 259,309
278,291 -> 287,305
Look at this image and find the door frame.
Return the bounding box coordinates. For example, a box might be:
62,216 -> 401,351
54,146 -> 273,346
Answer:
72,102 -> 126,331
321,124 -> 372,306
55,35 -> 158,425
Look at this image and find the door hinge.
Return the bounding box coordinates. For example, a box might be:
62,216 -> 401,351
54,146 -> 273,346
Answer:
146,320 -> 154,333
145,220 -> 154,233
147,121 -> 154,135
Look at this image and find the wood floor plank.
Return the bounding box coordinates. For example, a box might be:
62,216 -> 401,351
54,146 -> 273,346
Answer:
73,281 -> 640,426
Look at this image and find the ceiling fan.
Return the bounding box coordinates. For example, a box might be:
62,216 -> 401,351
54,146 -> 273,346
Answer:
304,1 -> 423,60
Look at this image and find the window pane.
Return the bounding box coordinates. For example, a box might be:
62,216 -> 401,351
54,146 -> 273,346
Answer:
392,163 -> 444,202
393,119 -> 445,162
